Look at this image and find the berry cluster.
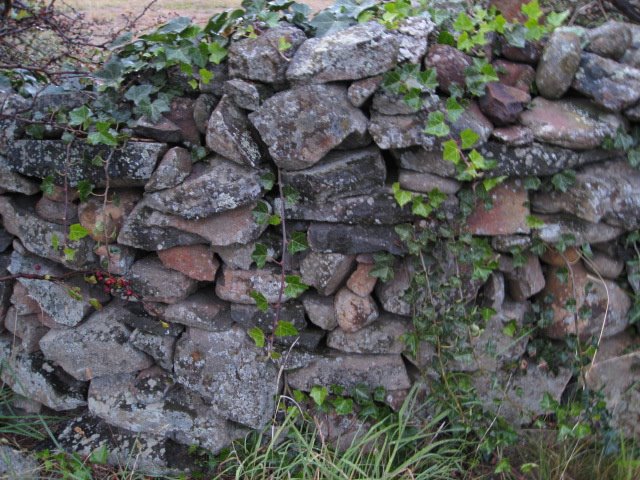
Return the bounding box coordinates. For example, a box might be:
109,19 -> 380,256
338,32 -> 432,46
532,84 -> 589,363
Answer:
95,270 -> 137,298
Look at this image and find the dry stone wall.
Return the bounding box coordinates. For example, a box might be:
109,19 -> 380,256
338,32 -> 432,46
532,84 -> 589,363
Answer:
1,11 -> 640,472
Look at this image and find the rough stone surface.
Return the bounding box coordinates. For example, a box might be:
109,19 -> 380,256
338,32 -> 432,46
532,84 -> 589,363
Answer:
0,155 -> 40,195
479,82 -> 531,126
193,93 -> 218,134
145,147 -> 192,192
494,59 -> 535,93
144,156 -> 264,219
301,252 -> 355,296
346,262 -> 378,297
585,21 -> 631,60
230,302 -> 307,333
215,266 -> 285,304
134,116 -> 182,143
205,95 -> 264,167
535,213 -> 624,245
584,251 -> 625,279
249,84 -> 369,170
491,125 -> 534,146
347,75 -> 383,107
39,303 -> 154,381
536,29 -> 582,99
165,96 -> 201,145
287,22 -> 398,83
223,79 -> 272,111
161,291 -> 233,331
424,44 -> 472,94
35,196 -> 78,225
129,330 -> 176,370
334,287 -> 379,333
280,147 -> 386,201
0,446 -> 40,480
4,307 -> 49,353
78,190 -> 141,243
395,16 -> 434,64
302,293 -> 338,330
398,170 -> 461,195
4,140 -> 167,187
519,97 -> 622,150
308,223 -> 407,255
327,314 -> 410,354
174,326 -> 279,428
572,52 -> 640,111
287,353 -> 411,393
229,25 -> 307,84
502,254 -> 545,301
466,180 -> 530,236
369,110 -> 434,150
157,245 -> 219,281
129,256 -> 198,304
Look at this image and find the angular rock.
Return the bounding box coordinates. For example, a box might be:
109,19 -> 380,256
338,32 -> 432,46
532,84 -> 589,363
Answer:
346,262 -> 378,297
375,259 -> 412,316
466,179 -> 530,236
193,93 -> 218,134
479,82 -> 530,126
134,116 -> 182,143
531,160 -> 640,231
4,140 -> 167,187
223,79 -> 271,111
535,214 -> 624,245
287,353 -> 411,393
214,242 -> 257,270
369,110 -> 434,150
4,307 -> 48,353
494,59 -> 535,93
372,89 -> 439,115
0,336 -> 87,410
0,226 -> 12,252
129,256 -> 198,304
502,254 -> 545,300
144,156 -> 264,219
205,95 -> 264,167
584,251 -> 625,280
35,196 -> 78,225
585,21 -> 631,60
572,52 -> 640,111
394,148 -> 457,177
302,293 -> 338,330
491,125 -> 533,146
249,84 -> 369,170
301,252 -> 355,296
165,96 -> 201,145
424,44 -> 472,95
199,62 -> 228,96
287,22 -> 398,83
145,147 -> 192,192
231,302 -> 307,334
627,260 -> 639,295
0,446 -> 39,480
174,326 -> 280,428
536,29 -> 582,99
215,266 -> 285,304
398,170 -> 461,195
0,196 -> 97,270
229,25 -> 307,84
347,75 -> 383,107
395,16 -> 434,64
520,97 -> 622,150
0,155 -> 39,195
543,261 -> 631,340
157,245 -> 219,282
308,223 -> 406,255
334,287 -> 379,333
117,303 -> 184,337
327,314 -> 410,354
280,147 -> 386,201
161,291 -> 233,331
500,38 -> 542,64
129,330 -> 176,370
78,190 -> 141,243
94,244 -> 136,276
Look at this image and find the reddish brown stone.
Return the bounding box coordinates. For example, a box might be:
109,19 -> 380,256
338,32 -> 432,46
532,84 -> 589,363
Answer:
78,190 -> 141,242
499,37 -> 542,64
479,82 -> 531,126
491,125 -> 533,146
424,44 -> 473,95
35,197 -> 78,225
346,263 -> 378,297
334,287 -> 379,333
489,0 -> 527,21
215,266 -> 283,304
503,254 -> 545,300
158,245 -> 219,282
493,59 -> 535,93
466,180 -> 530,236
43,184 -> 79,203
540,246 -> 581,267
166,97 -> 201,145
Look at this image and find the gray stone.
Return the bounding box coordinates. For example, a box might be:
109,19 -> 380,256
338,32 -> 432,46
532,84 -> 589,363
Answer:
144,156 -> 265,219
145,147 -> 192,192
473,364 -> 572,424
280,147 -> 386,202
519,97 -> 624,150
530,160 -> 640,231
35,196 -> 77,225
4,307 -> 48,353
161,291 -> 233,331
193,93 -> 218,134
199,62 -> 228,96
88,370 -> 247,451
334,287 -> 379,332
372,89 -> 439,115
205,95 -> 265,167
229,24 -> 307,84
0,336 -> 87,410
584,252 -> 625,280
491,235 -> 532,253
346,262 -> 378,297
249,84 -> 369,170
287,22 -> 398,83
308,223 -> 407,255
0,155 -> 39,195
479,82 -> 531,126
118,304 -> 184,337
38,303 -> 154,381
174,326 -> 280,428
302,293 -> 338,330
134,116 -> 182,143
287,353 -> 411,393
535,214 -> 624,245
214,242 -> 258,270
0,93 -> 28,151
0,226 -> 13,252
585,21 -> 631,60
215,266 -> 285,304
327,314 -> 410,354
230,302 -> 307,333
502,254 -> 545,301
477,141 -> 620,178
491,125 -> 534,146
129,256 -> 198,304
0,196 -> 97,270
395,16 -> 434,64
394,148 -> 457,177
77,190 -> 141,243
369,111 -> 435,150
223,79 -> 271,111
628,260 -> 639,295
94,244 -> 137,276
375,259 -> 412,317
424,44 -> 472,95
301,252 -> 355,296
165,96 -> 201,145
4,140 -> 167,187
129,330 -> 176,370
483,271 -> 505,310
536,29 -> 582,99
0,446 -> 40,480
572,52 -> 640,111
347,75 -> 383,107
398,170 -> 461,194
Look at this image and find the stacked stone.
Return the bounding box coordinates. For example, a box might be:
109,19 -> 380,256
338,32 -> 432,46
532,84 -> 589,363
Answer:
0,14 -> 640,471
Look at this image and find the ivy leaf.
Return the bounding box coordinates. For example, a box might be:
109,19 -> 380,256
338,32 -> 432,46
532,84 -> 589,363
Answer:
259,172 -> 275,191
88,298 -> 103,311
208,41 -> 228,64
392,182 -> 412,207
551,170 -> 576,192
332,397 -> 354,415
51,233 -> 60,250
438,30 -> 455,46
283,185 -> 301,207
428,188 -> 447,208
418,68 -> 438,91
521,0 -> 542,21
523,176 -> 542,190
89,445 -> 108,465
284,275 -> 309,298
268,214 -> 282,226
250,290 -> 269,312
425,111 -> 450,137
40,175 -> 55,196
412,196 -> 433,218
457,31 -> 474,52
76,180 -> 93,202
274,320 -> 299,337
278,36 -> 293,52
68,105 -> 93,129
546,9 -> 570,28
460,128 -> 480,149
252,201 -> 272,225
248,326 -> 266,348
482,176 -> 505,191
369,253 -> 395,282
445,97 -> 464,122
443,139 -> 461,164
453,12 -> 474,32
199,68 -> 213,85
526,215 -> 545,229
124,84 -> 156,105
68,224 -> 89,241
310,385 -> 328,406
469,149 -> 489,170
63,247 -> 77,262
288,231 -> 308,254
502,319 -> 518,338
252,243 -> 269,268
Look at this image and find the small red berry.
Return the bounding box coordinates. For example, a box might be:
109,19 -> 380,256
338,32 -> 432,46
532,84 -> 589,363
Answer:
125,289 -> 133,296
34,264 -> 41,271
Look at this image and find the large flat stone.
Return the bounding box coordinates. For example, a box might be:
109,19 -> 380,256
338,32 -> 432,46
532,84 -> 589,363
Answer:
129,256 -> 199,304
327,314 -> 410,354
534,213 -> 624,245
160,291 -> 234,331
0,155 -> 39,195
466,179 -> 530,236
215,266 -> 286,304
300,252 -> 355,296
307,223 -> 407,255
